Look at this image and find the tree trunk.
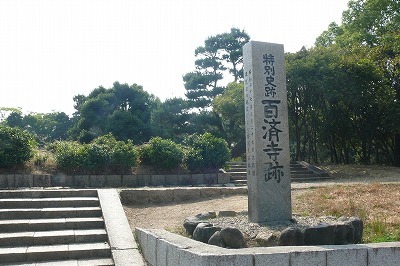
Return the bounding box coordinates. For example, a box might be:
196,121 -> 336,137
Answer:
394,133 -> 400,167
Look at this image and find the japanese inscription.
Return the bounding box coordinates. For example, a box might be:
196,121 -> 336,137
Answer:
261,54 -> 284,183
244,68 -> 256,178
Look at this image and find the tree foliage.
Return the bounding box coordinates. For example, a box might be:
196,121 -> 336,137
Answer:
4,111 -> 73,144
213,82 -> 245,157
291,0 -> 400,165
183,27 -> 249,110
72,81 -> 156,144
150,98 -> 190,142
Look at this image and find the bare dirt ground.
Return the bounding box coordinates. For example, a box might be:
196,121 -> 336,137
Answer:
123,164 -> 400,233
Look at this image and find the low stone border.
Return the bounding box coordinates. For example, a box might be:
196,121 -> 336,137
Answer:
0,172 -> 231,188
136,228 -> 400,266
119,187 -> 248,205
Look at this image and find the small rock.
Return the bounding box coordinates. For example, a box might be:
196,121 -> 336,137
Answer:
255,232 -> 278,247
304,224 -> 335,245
278,227 -> 304,246
195,212 -> 217,220
218,211 -> 237,217
208,231 -> 226,247
183,217 -> 206,235
193,223 -> 221,243
220,227 -> 246,248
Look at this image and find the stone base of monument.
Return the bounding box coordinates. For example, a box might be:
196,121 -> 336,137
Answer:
182,211 -> 363,249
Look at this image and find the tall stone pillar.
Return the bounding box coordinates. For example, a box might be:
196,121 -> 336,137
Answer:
243,41 -> 292,223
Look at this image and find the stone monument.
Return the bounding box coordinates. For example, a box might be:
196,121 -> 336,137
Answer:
243,41 -> 292,223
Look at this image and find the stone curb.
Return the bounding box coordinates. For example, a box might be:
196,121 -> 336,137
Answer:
119,187 -> 248,205
136,228 -> 400,266
97,189 -> 146,266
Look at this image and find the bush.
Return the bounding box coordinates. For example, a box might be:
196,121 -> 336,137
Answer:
0,126 -> 36,168
184,147 -> 204,172
53,134 -> 138,174
139,137 -> 183,169
85,143 -> 111,173
110,140 -> 138,172
184,133 -> 231,172
53,141 -> 88,174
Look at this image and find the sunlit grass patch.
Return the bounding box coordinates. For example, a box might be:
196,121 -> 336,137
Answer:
293,183 -> 400,243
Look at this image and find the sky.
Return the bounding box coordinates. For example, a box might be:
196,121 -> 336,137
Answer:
0,0 -> 349,116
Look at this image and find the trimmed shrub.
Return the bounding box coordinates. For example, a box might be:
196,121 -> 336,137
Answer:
0,126 -> 36,168
184,133 -> 231,172
139,137 -> 183,169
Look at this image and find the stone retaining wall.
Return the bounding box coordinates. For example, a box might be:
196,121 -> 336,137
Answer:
0,173 -> 231,188
136,228 -> 400,266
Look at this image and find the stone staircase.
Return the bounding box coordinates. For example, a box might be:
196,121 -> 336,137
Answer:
0,189 -> 114,265
226,161 -> 331,186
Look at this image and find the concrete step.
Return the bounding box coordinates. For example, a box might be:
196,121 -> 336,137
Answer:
291,173 -> 320,178
227,162 -> 247,166
290,163 -> 305,168
0,190 -> 98,199
0,242 -> 111,264
226,168 -> 247,173
291,170 -> 317,175
0,217 -> 105,232
0,197 -> 100,209
229,172 -> 247,177
230,176 -> 247,181
227,165 -> 247,169
0,229 -> 107,247
232,180 -> 248,186
291,176 -> 332,182
2,257 -> 114,265
0,207 -> 102,220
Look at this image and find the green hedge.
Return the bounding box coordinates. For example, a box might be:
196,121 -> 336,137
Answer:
14,132 -> 230,174
0,126 -> 36,168
53,134 -> 138,174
